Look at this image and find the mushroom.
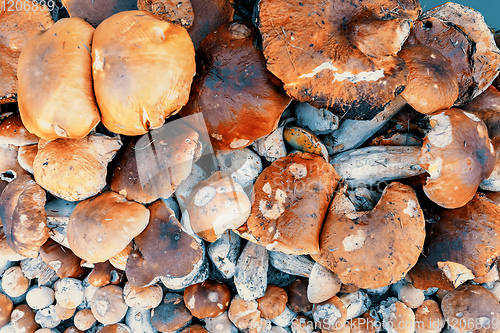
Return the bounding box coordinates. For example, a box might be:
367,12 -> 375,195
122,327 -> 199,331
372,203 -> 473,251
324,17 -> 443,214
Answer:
312,182 -> 426,289
0,3 -> 54,104
0,293 -> 13,328
312,295 -> 348,332
228,295 -> 271,333
0,115 -> 39,147
2,266 -> 29,298
96,324 -> 131,333
307,262 -> 342,304
39,239 -> 88,279
122,283 -> 163,310
245,151 -> 340,255
33,134 -> 122,201
54,278 -> 84,309
397,284 -> 424,309
378,300 -> 415,333
17,144 -> 38,174
178,324 -> 209,333
54,304 -> 76,321
17,17 -> 100,140
414,300 -> 445,333
0,174 -> 48,258
125,199 -> 203,287
91,285 -> 128,325
10,304 -> 39,333
258,0 -> 420,119
92,10 -> 195,135
87,261 -> 121,287
60,0 -> 138,27
283,126 -> 329,161
408,193 -> 500,290
287,278 -> 312,313
110,120 -> 200,204
441,284 -> 500,333
406,2 -> 500,104
108,242 -> 132,271
74,309 -> 97,331
26,286 -> 54,310
0,144 -> 27,183
151,293 -> 193,333
183,280 -> 232,319
187,171 -> 251,242
256,285 -> 288,321
187,0 -> 234,49
67,191 -> 150,264
179,21 -> 291,150
137,0 -> 194,29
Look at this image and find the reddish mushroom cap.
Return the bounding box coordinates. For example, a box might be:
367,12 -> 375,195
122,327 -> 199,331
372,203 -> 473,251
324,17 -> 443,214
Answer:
183,280 -> 232,319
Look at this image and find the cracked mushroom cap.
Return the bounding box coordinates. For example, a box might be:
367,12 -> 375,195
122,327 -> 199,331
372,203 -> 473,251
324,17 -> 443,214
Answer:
406,3 -> 500,105
408,193 -> 500,291
179,21 -> 291,150
17,17 -> 100,141
33,134 -> 122,201
398,45 -> 459,114
92,10 -> 195,136
258,0 -> 420,119
125,199 -> 203,287
67,191 -> 150,264
183,280 -> 231,319
420,109 -> 495,208
0,3 -> 53,104
138,0 -> 194,29
61,0 -> 137,27
441,284 -> 500,333
312,182 -> 425,289
246,151 -> 340,255
110,121 -> 200,204
187,171 -> 251,242
0,174 -> 48,258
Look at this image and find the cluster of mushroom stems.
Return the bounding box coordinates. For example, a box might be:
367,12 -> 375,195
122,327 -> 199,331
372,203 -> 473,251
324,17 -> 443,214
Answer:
2,0 -> 500,332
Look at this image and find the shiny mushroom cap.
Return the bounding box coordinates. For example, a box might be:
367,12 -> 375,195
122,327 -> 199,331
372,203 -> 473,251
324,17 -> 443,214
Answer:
256,284 -> 288,320
0,115 -> 38,147
184,280 -> 232,319
92,10 -> 195,135
17,17 -> 100,140
39,239 -> 88,279
151,293 -> 193,332
420,109 -> 495,208
187,0 -> 234,49
414,300 -> 445,333
312,182 -> 426,289
67,191 -> 150,263
287,277 -> 312,313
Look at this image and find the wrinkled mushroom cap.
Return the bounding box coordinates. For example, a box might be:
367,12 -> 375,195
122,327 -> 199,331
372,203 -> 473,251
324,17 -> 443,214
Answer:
92,10 -> 195,135
312,182 -> 425,289
67,191 -> 150,263
420,109 -> 495,208
0,174 -> 48,258
33,134 -> 122,201
247,151 -> 340,255
17,18 -> 100,140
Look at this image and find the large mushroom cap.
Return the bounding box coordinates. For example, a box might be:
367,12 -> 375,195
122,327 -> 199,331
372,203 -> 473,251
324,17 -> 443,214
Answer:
67,191 -> 150,263
0,2 -> 54,104
92,10 -> 195,135
246,151 -> 340,255
258,0 -> 420,119
0,174 -> 48,258
17,17 -> 100,141
312,182 -> 426,289
180,21 -> 291,150
125,199 -> 203,287
420,108 -> 495,208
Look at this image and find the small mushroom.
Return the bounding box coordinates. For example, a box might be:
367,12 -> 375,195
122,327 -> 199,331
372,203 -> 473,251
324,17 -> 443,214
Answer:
228,295 -> 271,333
183,280 -> 231,319
87,261 -> 121,288
414,300 -> 445,333
67,191 -> 149,264
2,266 -> 29,298
397,284 -> 424,309
256,285 -> 288,321
74,309 -> 96,331
54,278 -> 84,309
26,286 -> 54,310
39,239 -> 87,279
378,300 -> 415,333
0,293 -> 13,328
151,293 -> 193,333
92,10 -> 195,135
122,283 -> 163,310
10,304 -> 39,333
17,18 -> 100,140
91,285 -> 128,325
307,262 -> 342,304
287,278 -> 312,313
312,295 -> 348,332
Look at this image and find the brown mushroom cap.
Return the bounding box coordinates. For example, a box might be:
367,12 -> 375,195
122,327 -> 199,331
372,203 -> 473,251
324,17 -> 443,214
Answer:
0,3 -> 54,104
414,300 -> 445,333
183,280 -> 231,319
187,171 -> 251,242
398,45 -> 459,114
125,199 -> 203,287
180,21 -> 291,150
11,304 -> 39,333
108,242 -> 132,271
178,324 -> 209,333
0,174 -> 48,258
228,295 -> 271,333
91,285 -> 128,325
87,261 -> 121,287
256,285 -> 288,320
379,301 -> 415,333
110,120 -> 199,204
18,144 -> 38,174
258,0 -> 419,119
0,292 -> 13,328
312,182 -> 425,289
187,0 -> 234,49
54,304 -> 76,321
33,134 -> 121,201
408,193 -> 500,290
420,109 -> 495,208
151,293 -> 193,332
123,283 -> 163,309
67,191 -> 150,263
39,239 -> 88,279
0,115 -> 38,147
0,144 -> 28,183
17,17 -> 100,140
0,228 -> 27,261
287,277 -> 312,313
246,151 -> 340,255
92,10 -> 195,136
138,0 -> 194,29
74,309 -> 97,331
441,284 -> 500,333
60,0 -> 137,27
96,324 -> 131,333
406,3 -> 500,104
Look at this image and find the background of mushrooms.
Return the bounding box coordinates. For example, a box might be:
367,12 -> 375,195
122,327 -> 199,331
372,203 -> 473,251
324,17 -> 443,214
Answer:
1,0 -> 500,332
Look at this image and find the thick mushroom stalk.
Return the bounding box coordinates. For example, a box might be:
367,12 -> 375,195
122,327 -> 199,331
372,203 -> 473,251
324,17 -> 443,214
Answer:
312,182 -> 426,289
258,0 -> 421,119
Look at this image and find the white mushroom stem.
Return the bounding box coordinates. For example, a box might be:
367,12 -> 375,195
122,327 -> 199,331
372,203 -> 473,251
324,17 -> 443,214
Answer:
331,146 -> 424,188
326,95 -> 407,154
268,251 -> 315,278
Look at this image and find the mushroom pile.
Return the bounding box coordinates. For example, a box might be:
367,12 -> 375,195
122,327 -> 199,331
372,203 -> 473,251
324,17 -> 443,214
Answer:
2,0 -> 500,332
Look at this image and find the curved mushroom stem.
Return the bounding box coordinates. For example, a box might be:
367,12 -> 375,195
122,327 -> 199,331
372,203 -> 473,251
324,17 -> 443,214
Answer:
326,95 -> 407,154
331,145 -> 424,188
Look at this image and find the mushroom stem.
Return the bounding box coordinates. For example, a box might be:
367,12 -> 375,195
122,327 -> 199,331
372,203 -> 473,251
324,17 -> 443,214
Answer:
331,145 -> 424,188
327,95 -> 407,154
